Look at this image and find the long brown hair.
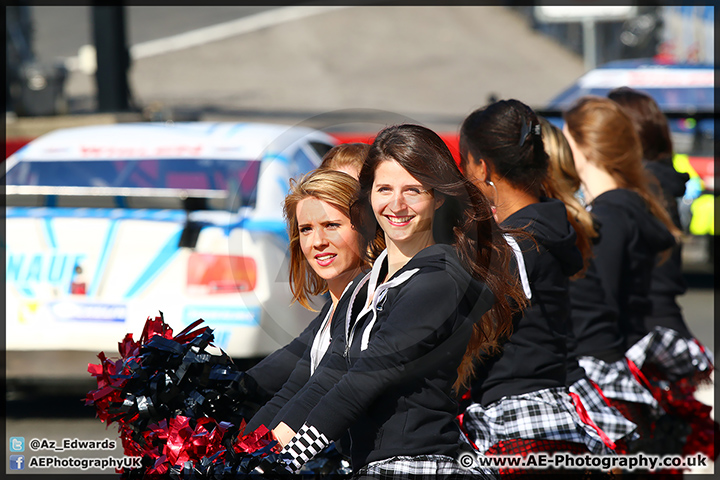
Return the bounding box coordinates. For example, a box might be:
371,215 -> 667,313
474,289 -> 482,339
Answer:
539,117 -> 596,277
607,86 -> 674,165
283,169 -> 367,310
563,96 -> 681,243
351,124 -> 528,391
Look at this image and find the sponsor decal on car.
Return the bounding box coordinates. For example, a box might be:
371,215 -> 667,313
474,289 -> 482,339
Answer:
182,306 -> 260,327
49,301 -> 127,323
7,251 -> 87,297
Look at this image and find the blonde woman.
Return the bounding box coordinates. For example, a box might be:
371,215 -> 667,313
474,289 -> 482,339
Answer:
245,164 -> 367,431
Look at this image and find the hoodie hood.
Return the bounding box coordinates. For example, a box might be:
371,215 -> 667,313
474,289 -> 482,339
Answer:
503,197 -> 583,278
644,160 -> 689,199
592,189 -> 676,253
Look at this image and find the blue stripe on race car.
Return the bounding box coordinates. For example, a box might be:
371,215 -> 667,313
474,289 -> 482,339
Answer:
205,122 -> 221,135
277,177 -> 290,198
225,123 -> 248,138
264,153 -> 289,165
6,207 -> 187,222
123,228 -> 183,299
227,217 -> 288,236
42,218 -> 57,249
88,220 -> 120,298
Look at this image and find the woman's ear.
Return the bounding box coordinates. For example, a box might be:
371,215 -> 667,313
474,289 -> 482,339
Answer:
434,192 -> 445,210
465,152 -> 490,183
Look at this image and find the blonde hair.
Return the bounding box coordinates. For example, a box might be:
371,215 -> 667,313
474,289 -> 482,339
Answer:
283,169 -> 366,310
539,117 -> 597,277
319,143 -> 370,175
563,97 -> 681,246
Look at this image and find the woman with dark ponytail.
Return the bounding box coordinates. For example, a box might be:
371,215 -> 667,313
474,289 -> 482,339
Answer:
458,100 -> 615,478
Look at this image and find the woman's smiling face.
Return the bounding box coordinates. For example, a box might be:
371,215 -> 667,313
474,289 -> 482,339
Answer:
370,159 -> 439,250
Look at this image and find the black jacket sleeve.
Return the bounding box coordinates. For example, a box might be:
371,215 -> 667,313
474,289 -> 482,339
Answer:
245,345 -> 314,432
246,302 -> 329,399
270,332 -> 349,432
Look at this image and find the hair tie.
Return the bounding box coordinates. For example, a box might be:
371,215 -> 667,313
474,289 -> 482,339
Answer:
518,119 -> 540,147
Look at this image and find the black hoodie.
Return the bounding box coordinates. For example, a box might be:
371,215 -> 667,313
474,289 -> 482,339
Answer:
568,252 -> 625,363
244,299 -> 339,433
586,189 -> 676,349
246,300 -> 333,406
274,244 -> 494,470
644,161 -> 692,338
471,198 -> 584,406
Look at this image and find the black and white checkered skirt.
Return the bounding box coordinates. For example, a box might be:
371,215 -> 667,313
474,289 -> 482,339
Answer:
625,326 -> 714,383
569,377 -> 639,444
578,355 -> 659,409
354,454 -> 497,480
463,386 -> 612,456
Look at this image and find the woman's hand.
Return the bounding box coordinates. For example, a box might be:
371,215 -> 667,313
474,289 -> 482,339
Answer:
272,422 -> 296,449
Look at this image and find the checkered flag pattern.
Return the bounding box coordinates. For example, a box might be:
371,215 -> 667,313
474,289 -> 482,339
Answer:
625,326 -> 714,382
569,377 -> 639,443
579,356 -> 659,409
280,423 -> 330,472
357,454 -> 498,480
463,386 -> 610,456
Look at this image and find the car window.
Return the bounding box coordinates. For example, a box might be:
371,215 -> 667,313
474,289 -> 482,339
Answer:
292,147 -> 318,175
309,141 -> 334,159
5,158 -> 261,209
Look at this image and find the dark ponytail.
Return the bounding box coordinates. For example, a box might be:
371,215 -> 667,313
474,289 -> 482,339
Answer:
460,99 -> 549,198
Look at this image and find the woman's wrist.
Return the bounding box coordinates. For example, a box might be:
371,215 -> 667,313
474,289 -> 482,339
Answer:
272,422 -> 296,449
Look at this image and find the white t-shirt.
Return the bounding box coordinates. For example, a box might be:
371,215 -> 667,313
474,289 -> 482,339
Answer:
309,306 -> 333,376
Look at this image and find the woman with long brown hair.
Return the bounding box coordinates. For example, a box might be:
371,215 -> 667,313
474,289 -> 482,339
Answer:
608,87 -> 714,381
608,87 -> 717,463
562,96 -> 680,456
540,117 -> 651,454
264,124 -> 526,478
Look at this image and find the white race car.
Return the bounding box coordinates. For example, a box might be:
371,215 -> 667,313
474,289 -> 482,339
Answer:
5,122 -> 337,381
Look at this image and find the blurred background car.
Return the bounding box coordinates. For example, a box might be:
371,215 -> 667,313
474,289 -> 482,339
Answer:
4,121 -> 336,387
537,58 -> 714,265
